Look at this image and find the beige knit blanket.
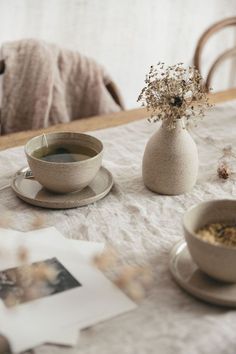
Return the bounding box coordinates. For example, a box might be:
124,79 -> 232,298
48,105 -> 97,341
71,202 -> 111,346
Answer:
0,39 -> 121,134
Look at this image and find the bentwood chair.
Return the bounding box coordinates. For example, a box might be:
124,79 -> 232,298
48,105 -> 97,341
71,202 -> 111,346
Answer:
193,17 -> 236,91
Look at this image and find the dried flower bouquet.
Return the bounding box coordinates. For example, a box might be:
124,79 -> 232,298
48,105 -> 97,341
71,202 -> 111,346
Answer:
138,62 -> 211,129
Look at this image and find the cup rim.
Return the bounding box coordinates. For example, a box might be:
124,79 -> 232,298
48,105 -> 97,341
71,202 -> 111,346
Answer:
183,199 -> 236,251
25,131 -> 103,165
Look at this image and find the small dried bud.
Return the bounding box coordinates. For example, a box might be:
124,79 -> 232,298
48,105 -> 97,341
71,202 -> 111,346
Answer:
170,96 -> 183,107
217,164 -> 231,180
5,293 -> 18,308
33,263 -> 58,283
31,215 -> 45,229
0,212 -> 12,229
115,265 -> 141,288
17,245 -> 29,264
222,145 -> 233,158
93,248 -> 117,271
125,282 -> 146,301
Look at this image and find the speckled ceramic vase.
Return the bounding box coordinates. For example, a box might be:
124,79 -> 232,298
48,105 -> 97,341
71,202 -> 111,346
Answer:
142,119 -> 198,195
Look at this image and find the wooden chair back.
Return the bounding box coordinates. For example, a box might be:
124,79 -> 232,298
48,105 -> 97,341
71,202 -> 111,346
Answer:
193,17 -> 236,91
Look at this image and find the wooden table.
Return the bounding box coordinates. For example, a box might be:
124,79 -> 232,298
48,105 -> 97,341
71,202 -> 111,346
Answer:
0,88 -> 235,151
1,88 -> 236,354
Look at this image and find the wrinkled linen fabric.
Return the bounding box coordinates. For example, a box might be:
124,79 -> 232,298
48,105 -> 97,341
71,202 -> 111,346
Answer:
0,39 -> 121,134
0,102 -> 236,354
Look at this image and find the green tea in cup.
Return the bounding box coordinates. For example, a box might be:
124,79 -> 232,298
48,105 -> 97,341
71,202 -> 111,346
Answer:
32,144 -> 97,163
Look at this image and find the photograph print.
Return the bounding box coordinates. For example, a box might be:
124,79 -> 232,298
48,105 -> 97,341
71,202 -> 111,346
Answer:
0,257 -> 81,306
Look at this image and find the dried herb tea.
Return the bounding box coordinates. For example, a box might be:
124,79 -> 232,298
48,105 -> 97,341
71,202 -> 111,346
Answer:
32,144 -> 97,163
196,223 -> 236,247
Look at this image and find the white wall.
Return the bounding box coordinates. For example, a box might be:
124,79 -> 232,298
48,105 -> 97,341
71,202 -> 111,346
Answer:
0,0 -> 235,108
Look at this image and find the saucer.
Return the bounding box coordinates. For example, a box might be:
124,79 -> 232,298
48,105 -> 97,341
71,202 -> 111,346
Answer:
11,166 -> 113,209
169,240 -> 236,307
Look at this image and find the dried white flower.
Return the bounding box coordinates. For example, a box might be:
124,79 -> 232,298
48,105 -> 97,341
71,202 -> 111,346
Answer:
138,63 -> 212,129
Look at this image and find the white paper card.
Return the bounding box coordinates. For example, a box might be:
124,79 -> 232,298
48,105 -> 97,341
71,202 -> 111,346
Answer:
0,227 -> 136,353
0,227 -> 104,351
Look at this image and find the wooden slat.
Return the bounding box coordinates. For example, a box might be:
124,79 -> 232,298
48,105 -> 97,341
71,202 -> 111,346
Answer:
0,88 -> 235,151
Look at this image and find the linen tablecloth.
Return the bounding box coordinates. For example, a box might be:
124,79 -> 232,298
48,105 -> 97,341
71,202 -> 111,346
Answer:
1,102 -> 236,354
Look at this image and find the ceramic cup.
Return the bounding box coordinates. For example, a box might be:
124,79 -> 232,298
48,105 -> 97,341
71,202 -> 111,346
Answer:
25,132 -> 103,194
183,199 -> 236,283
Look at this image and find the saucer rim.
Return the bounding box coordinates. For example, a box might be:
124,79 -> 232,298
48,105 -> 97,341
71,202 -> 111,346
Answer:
11,166 -> 113,209
169,240 -> 236,307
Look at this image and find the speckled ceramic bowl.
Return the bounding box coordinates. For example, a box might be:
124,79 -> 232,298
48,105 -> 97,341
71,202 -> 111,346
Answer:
183,199 -> 236,283
25,132 -> 103,194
